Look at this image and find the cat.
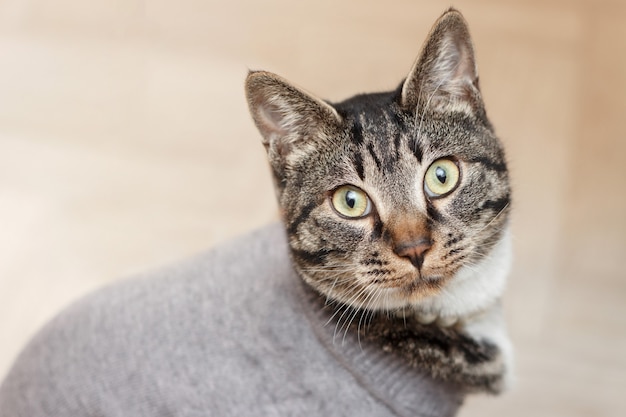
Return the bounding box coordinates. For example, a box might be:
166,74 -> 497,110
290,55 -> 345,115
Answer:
245,8 -> 513,393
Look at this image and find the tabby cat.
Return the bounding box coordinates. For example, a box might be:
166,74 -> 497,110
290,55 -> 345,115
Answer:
246,9 -> 513,392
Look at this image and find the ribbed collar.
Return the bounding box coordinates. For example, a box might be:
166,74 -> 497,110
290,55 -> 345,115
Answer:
297,280 -> 465,417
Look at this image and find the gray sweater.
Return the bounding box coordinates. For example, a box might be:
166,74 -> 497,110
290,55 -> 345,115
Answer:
0,223 -> 464,416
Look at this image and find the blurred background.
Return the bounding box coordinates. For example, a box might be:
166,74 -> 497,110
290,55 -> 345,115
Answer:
0,0 -> 624,415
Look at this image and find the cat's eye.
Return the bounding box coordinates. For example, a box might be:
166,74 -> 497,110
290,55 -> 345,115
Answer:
424,158 -> 460,198
331,185 -> 371,218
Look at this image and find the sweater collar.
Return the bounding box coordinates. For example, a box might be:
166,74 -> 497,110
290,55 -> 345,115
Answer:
297,280 -> 465,417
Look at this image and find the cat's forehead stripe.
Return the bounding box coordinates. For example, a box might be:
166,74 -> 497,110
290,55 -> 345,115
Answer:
349,106 -> 427,168
349,117 -> 364,146
408,135 -> 424,164
366,142 -> 383,171
393,131 -> 403,161
352,151 -> 365,181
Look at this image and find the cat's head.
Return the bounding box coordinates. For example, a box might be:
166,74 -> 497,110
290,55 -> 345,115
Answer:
245,9 -> 511,315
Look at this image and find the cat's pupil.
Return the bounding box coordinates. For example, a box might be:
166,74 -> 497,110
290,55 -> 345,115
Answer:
345,191 -> 357,208
435,167 -> 447,184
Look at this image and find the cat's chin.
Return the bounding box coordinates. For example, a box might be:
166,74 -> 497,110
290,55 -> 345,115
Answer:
392,274 -> 450,300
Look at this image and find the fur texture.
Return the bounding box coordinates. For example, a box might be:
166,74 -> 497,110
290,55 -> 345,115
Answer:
246,8 -> 513,392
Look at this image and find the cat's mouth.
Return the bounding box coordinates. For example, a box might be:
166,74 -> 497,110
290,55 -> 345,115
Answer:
403,274 -> 446,292
351,273 -> 450,311
376,271 -> 448,299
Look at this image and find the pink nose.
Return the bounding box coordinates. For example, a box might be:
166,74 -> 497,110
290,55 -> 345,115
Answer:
393,238 -> 432,269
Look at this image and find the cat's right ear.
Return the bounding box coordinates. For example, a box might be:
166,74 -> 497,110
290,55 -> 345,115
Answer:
245,71 -> 343,165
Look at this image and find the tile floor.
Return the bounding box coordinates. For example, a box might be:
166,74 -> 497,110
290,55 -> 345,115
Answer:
0,1 -> 624,415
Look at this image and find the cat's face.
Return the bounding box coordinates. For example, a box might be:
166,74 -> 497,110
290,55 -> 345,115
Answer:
246,10 -> 511,314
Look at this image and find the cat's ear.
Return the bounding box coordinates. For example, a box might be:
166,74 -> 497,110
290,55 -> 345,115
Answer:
400,9 -> 482,114
245,71 -> 343,164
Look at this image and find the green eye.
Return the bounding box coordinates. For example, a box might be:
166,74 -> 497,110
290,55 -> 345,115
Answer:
331,185 -> 371,218
424,158 -> 460,198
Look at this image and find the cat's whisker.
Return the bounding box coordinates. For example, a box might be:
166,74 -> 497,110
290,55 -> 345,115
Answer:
326,285 -> 358,323
361,286 -> 384,329
363,288 -> 388,342
474,203 -> 510,237
343,298 -> 366,345
452,260 -> 483,274
344,282 -> 380,326
301,266 -> 356,273
315,272 -> 355,283
325,272 -> 361,304
331,282 -> 372,342
349,285 -> 385,347
330,303 -> 353,341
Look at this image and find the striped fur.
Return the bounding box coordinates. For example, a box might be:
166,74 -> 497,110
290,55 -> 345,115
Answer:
246,9 -> 513,391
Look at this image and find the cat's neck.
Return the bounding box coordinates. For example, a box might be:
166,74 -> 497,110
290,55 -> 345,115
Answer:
298,273 -> 507,399
297,280 -> 467,416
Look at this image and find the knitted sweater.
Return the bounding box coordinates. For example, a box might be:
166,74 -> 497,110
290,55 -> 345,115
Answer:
0,223 -> 464,416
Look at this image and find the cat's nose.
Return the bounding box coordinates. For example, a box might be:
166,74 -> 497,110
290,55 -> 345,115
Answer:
394,238 -> 432,269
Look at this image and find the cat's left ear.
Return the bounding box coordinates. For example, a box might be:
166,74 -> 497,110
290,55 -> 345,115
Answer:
400,9 -> 483,115
245,71 -> 343,167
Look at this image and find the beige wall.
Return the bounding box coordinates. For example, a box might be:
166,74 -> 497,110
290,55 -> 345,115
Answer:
1,1 -> 624,415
